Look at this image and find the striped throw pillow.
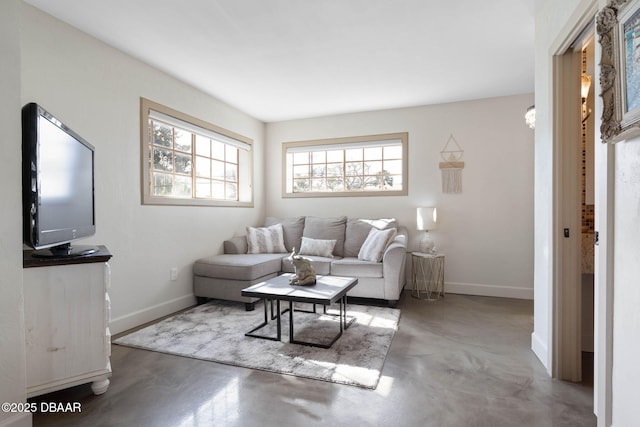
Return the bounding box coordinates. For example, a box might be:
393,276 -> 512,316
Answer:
358,228 -> 397,262
246,224 -> 287,254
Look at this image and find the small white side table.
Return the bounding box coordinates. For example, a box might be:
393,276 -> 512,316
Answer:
411,252 -> 445,300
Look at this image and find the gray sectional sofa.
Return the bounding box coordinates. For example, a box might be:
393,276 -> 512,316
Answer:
193,216 -> 408,309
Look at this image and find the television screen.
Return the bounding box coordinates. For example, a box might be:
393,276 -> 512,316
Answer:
22,103 -> 97,257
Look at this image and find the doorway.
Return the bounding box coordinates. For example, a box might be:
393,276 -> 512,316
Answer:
550,2 -> 615,424
553,22 -> 595,385
578,31 -> 596,386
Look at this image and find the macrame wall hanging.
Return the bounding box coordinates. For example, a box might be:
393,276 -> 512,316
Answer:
439,134 -> 465,194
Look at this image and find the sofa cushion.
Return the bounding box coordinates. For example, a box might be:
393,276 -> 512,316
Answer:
330,257 -> 383,278
246,224 -> 287,254
302,216 -> 347,257
281,255 -> 333,275
358,227 -> 397,262
264,216 -> 305,252
193,254 -> 283,281
298,237 -> 336,258
344,218 -> 397,257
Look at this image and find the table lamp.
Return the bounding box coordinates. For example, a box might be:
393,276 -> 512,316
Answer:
417,207 -> 438,253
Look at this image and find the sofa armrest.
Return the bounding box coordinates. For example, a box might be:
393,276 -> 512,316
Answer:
381,229 -> 408,300
224,236 -> 247,254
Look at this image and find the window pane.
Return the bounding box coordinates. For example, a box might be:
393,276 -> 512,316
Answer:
384,145 -> 402,159
312,151 -> 326,163
326,177 -> 344,191
345,176 -> 363,190
293,164 -> 309,178
153,123 -> 172,148
293,152 -> 309,164
153,172 -> 173,195
326,163 -> 343,177
153,148 -> 173,171
326,150 -> 343,162
384,159 -> 402,174
195,178 -> 211,198
311,178 -> 326,191
173,175 -> 192,197
212,141 -> 225,160
175,153 -> 192,174
364,177 -> 382,189
387,175 -> 402,189
225,145 -> 238,163
365,160 -> 383,175
212,181 -> 225,199
226,163 -> 237,181
195,135 -> 210,157
345,162 -> 363,176
195,156 -> 211,178
346,149 -> 363,161
364,146 -> 382,160
311,164 -> 326,178
212,160 -> 225,179
174,130 -> 192,153
293,179 -> 309,192
226,183 -> 238,200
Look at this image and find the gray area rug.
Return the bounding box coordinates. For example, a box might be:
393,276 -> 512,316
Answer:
114,300 -> 400,389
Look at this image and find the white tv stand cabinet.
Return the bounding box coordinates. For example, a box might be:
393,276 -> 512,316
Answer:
23,246 -> 112,398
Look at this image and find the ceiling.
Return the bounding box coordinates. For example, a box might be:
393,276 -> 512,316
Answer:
24,0 -> 536,123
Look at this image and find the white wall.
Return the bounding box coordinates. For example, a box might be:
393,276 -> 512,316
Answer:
612,137 -> 640,425
266,95 -> 534,298
20,4 -> 265,334
0,1 -> 30,426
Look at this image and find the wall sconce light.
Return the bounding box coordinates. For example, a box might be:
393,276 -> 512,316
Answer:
581,74 -> 592,122
417,207 -> 438,253
525,105 -> 536,129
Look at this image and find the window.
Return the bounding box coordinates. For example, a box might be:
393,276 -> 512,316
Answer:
140,98 -> 253,207
283,133 -> 408,197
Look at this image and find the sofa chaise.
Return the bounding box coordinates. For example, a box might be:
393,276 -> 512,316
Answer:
193,216 -> 407,309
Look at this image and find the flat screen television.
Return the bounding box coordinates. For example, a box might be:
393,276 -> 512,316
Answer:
22,102 -> 98,257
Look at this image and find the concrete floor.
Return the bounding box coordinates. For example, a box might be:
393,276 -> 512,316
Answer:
30,293 -> 596,426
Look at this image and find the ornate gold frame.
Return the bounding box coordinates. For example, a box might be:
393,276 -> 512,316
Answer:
597,0 -> 640,143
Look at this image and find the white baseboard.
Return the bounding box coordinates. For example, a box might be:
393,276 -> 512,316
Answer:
110,294 -> 196,335
531,331 -> 550,374
444,282 -> 534,300
0,412 -> 32,427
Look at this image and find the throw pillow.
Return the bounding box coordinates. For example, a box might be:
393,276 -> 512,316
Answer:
246,224 -> 287,254
358,227 -> 397,262
344,218 -> 397,257
298,237 -> 337,258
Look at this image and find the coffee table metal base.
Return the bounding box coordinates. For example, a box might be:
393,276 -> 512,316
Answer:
245,296 -> 354,348
245,299 -> 282,342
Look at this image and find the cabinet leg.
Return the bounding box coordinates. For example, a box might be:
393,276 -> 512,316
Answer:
91,379 -> 110,395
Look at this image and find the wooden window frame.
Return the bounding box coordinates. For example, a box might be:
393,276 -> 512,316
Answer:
140,98 -> 253,207
282,132 -> 408,198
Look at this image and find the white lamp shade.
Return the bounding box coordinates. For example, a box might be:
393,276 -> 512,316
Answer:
417,207 -> 437,231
